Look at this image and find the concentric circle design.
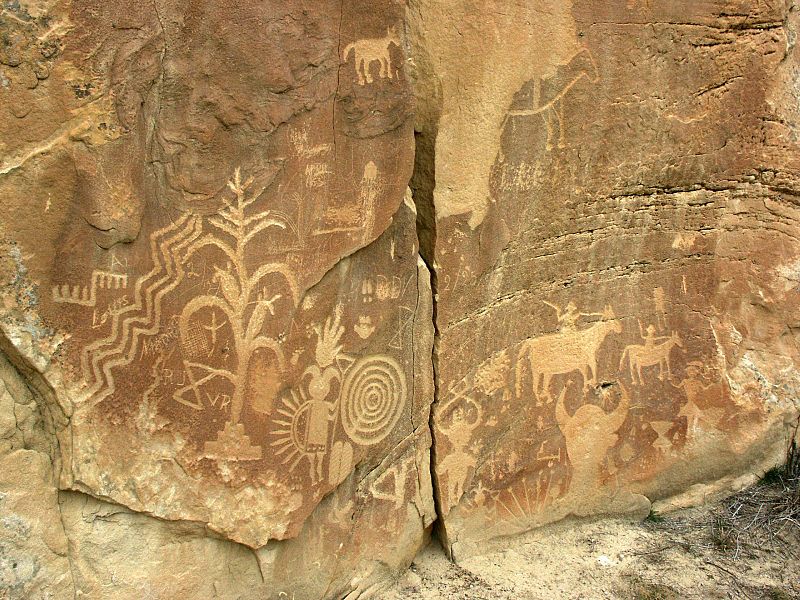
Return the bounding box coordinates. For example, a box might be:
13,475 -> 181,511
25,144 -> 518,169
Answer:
340,355 -> 407,445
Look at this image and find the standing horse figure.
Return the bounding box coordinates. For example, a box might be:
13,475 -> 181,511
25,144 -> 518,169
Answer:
516,306 -> 622,401
619,331 -> 683,385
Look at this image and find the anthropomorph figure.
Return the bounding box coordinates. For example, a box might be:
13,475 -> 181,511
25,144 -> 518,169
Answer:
639,321 -> 669,348
544,300 -> 604,332
304,308 -> 345,482
438,401 -> 483,511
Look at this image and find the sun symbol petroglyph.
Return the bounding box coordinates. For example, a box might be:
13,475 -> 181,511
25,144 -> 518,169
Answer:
272,309 -> 407,481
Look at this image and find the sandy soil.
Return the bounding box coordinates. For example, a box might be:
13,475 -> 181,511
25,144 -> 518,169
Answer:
383,499 -> 799,599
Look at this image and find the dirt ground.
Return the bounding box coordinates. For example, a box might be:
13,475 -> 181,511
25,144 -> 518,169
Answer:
383,481 -> 799,600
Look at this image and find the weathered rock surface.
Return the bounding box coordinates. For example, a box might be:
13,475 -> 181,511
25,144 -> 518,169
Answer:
410,0 -> 800,558
2,0 -> 800,596
1,0 -> 433,597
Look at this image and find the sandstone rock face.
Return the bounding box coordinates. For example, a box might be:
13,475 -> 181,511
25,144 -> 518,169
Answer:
2,0 -> 800,596
1,0 -> 433,597
410,0 -> 800,558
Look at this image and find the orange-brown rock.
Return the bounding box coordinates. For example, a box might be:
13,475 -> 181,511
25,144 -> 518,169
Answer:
3,0 -> 800,596
1,0 -> 433,597
409,0 -> 800,558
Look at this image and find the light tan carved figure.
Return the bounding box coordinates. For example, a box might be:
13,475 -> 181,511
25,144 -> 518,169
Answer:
438,401 -> 483,511
273,309 -> 408,482
343,27 -> 401,86
620,324 -> 684,385
554,382 -> 630,513
52,270 -> 128,307
516,305 -> 622,399
175,168 -> 299,460
504,48 -> 599,151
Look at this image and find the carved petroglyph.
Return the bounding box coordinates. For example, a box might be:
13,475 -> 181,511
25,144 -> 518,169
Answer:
52,270 -> 128,306
360,161 -> 381,243
473,350 -> 510,396
354,315 -> 375,339
81,213 -> 205,405
314,161 -> 383,237
439,401 -> 482,511
650,421 -> 677,457
173,168 -> 299,461
374,275 -> 401,301
620,324 -> 684,385
343,28 -> 401,86
555,382 -> 630,511
289,127 -> 333,159
675,362 -> 726,438
370,461 -> 410,510
504,49 -> 599,152
273,309 -> 408,482
516,304 -> 622,399
340,355 -> 406,446
328,440 -> 355,487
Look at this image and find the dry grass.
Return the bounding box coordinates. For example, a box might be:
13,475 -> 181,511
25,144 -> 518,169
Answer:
638,439 -> 800,599
708,439 -> 799,561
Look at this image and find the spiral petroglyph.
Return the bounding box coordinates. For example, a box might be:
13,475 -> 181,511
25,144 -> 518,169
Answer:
341,355 -> 407,445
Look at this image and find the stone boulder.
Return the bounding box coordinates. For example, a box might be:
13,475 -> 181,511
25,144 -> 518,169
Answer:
408,0 -> 800,558
1,0 -> 433,597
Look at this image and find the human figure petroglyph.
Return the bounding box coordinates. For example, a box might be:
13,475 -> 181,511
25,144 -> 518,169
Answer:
438,401 -> 483,511
543,300 -> 605,333
273,305 -> 407,480
504,48 -> 599,151
653,287 -> 668,331
619,324 -> 684,385
515,305 -> 622,399
304,308 -> 345,481
343,28 -> 401,86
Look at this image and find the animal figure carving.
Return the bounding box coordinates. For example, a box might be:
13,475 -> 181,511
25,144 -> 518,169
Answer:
343,28 -> 401,86
620,330 -> 683,385
555,382 -> 630,513
504,48 -> 599,151
515,306 -> 622,399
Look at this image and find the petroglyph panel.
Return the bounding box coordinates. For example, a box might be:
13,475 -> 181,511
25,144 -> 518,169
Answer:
0,0 -> 431,593
411,0 -> 800,558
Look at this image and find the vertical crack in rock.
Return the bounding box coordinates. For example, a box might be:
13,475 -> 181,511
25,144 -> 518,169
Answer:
408,87 -> 445,544
404,1 -> 447,548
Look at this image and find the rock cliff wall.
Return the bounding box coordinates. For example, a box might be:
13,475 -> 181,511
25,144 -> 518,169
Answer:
1,0 -> 798,597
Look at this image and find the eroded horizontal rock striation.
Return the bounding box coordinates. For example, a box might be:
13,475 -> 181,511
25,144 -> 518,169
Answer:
1,0 -> 799,597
